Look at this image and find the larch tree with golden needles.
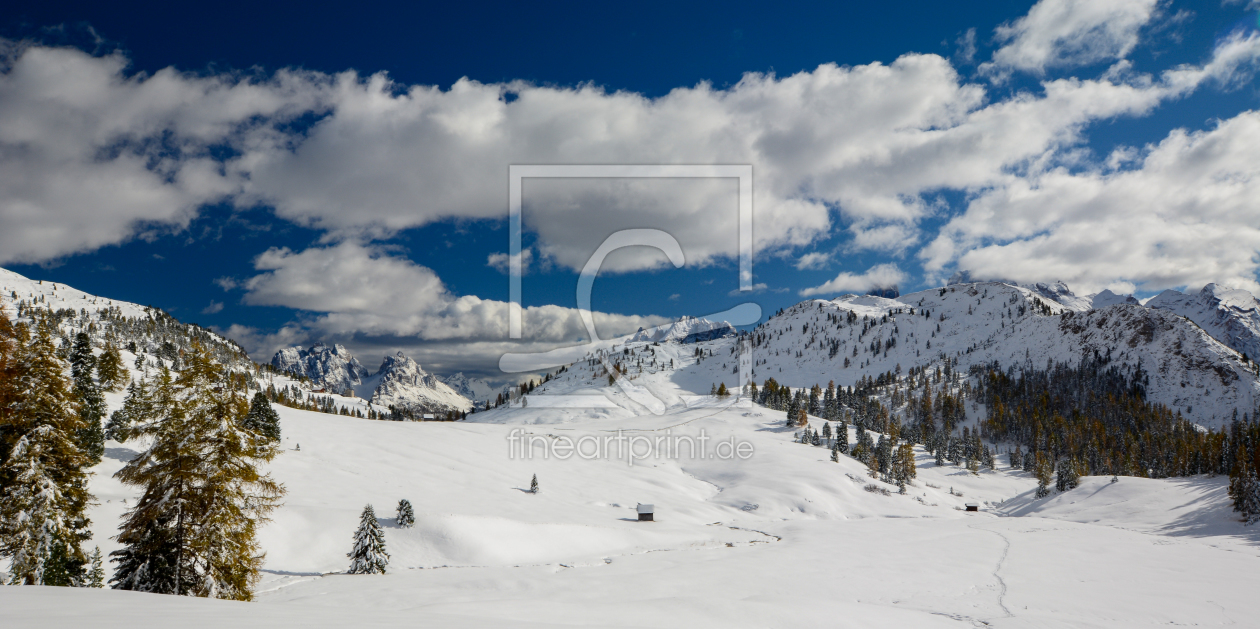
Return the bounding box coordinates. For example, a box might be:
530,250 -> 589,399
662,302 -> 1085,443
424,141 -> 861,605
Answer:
0,318 -> 93,586
112,343 -> 284,600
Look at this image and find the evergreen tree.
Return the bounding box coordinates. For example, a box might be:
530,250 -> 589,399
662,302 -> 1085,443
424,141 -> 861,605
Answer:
242,392 -> 281,443
835,420 -> 849,454
530,474 -> 539,494
785,390 -> 799,427
1055,457 -> 1080,492
830,444 -> 839,463
105,380 -> 152,443
0,320 -> 93,586
96,343 -> 126,392
110,511 -> 179,593
112,345 -> 283,600
396,499 -> 415,528
347,504 -> 389,575
1034,452 -> 1053,498
0,310 -> 22,491
85,546 -> 105,588
70,333 -> 105,465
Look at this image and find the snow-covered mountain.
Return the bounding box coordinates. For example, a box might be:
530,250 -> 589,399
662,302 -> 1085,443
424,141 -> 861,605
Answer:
439,372 -> 497,404
731,281 -> 1260,427
1090,289 -> 1140,309
0,267 -> 254,375
1147,283 -> 1260,362
268,342 -> 476,413
370,352 -> 473,413
270,343 -> 370,394
630,315 -> 736,344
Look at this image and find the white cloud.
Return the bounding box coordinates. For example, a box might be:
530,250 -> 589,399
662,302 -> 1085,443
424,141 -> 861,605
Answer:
486,247 -> 534,274
794,252 -> 830,270
0,44 -> 327,264
213,276 -> 239,290
201,300 -> 223,314
240,241 -> 670,343
3,30 -> 1256,281
982,0 -> 1164,77
922,108 -> 1260,294
800,263 -> 906,297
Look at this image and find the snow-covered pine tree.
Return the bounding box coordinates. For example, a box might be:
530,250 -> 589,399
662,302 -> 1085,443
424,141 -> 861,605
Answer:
243,392 -> 281,442
110,510 -> 180,593
0,309 -> 19,491
86,546 -> 105,588
396,499 -> 415,528
1055,457 -> 1080,492
347,504 -> 389,575
112,345 -> 283,600
530,474 -> 539,494
0,320 -> 93,586
70,332 -> 105,466
785,390 -> 800,427
830,445 -> 839,463
1034,452 -> 1053,498
104,379 -> 152,443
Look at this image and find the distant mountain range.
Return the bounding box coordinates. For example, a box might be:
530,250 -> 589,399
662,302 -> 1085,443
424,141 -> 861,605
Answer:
5,264 -> 1258,427
269,344 -> 477,413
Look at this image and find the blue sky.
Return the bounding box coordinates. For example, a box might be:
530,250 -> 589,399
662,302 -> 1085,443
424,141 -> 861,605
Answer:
2,0 -> 1259,379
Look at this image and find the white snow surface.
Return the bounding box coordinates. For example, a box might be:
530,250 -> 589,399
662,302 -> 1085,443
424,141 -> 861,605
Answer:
9,357 -> 1260,627
1147,283 -> 1260,361
6,268 -> 1260,625
629,315 -> 736,344
740,282 -> 1260,427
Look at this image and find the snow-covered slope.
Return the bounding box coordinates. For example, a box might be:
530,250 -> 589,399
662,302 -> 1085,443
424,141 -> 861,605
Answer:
1147,283 -> 1260,361
370,352 -> 473,413
726,282 -> 1260,427
630,315 -> 736,344
1089,289 -> 1140,308
439,372 -> 497,404
19,339 -> 1260,628
270,343 -> 370,394
0,266 -> 254,374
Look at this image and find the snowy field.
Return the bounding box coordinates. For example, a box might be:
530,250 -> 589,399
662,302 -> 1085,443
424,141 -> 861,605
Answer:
6,356 -> 1260,627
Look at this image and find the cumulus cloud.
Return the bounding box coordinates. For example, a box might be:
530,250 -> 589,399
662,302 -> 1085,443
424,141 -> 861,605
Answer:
201,300 -> 223,314
800,263 -> 906,297
922,108 -> 1260,294
982,0 -> 1164,77
240,240 -> 670,344
0,43 -> 327,264
794,252 -> 831,270
3,29 -> 1255,279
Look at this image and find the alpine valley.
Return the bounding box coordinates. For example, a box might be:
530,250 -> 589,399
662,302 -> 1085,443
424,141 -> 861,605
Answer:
5,264 -> 1260,628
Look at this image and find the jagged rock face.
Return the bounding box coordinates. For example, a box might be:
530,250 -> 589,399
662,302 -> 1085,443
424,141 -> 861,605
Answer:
1148,284 -> 1260,362
371,352 -> 472,413
631,316 -> 736,344
270,343 -> 370,394
439,372 -> 496,404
